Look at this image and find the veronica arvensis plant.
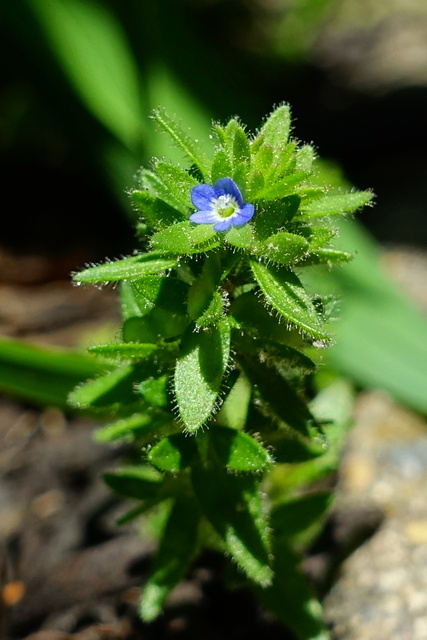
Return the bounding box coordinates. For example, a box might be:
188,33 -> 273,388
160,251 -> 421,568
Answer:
70,105 -> 372,639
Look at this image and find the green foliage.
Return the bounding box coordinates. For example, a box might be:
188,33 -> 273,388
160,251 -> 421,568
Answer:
29,0 -> 145,149
174,322 -> 231,431
140,496 -> 201,621
70,105 -> 373,636
0,337 -> 107,408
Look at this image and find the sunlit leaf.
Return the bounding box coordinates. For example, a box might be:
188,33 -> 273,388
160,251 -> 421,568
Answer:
174,321 -> 231,431
29,0 -> 145,148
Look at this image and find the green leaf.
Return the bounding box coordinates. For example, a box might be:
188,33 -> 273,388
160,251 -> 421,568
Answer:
260,104 -> 292,151
148,433 -> 198,472
74,253 -> 177,285
295,145 -> 316,173
192,462 -> 272,586
210,426 -> 271,472
300,191 -> 373,218
224,223 -> 254,249
130,190 -> 185,229
94,412 -> 161,443
313,217 -> 427,414
140,497 -> 200,621
233,333 -> 316,374
137,169 -> 189,214
271,493 -> 332,543
153,108 -> 211,179
153,161 -> 198,210
29,0 -> 144,149
151,221 -> 221,254
274,380 -> 355,488
103,465 -> 162,500
247,170 -> 265,199
133,276 -> 189,315
120,280 -> 150,320
69,364 -> 139,410
195,291 -> 224,328
252,231 -> 309,265
122,308 -> 188,343
255,173 -> 307,202
302,248 -> 353,266
266,430 -> 325,464
218,372 -> 252,430
253,197 -> 301,239
271,141 -> 297,180
239,355 -> 317,437
231,292 -> 295,344
89,343 -> 158,360
256,539 -> 330,640
174,322 -> 231,431
0,337 -> 106,409
250,260 -> 329,341
252,143 -> 274,176
211,149 -> 233,183
187,253 -> 222,321
232,125 -> 251,167
139,375 -> 170,409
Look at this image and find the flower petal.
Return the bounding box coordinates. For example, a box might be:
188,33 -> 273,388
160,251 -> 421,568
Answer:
190,210 -> 220,224
214,218 -> 233,232
214,177 -> 243,206
191,184 -> 216,210
236,203 -> 255,221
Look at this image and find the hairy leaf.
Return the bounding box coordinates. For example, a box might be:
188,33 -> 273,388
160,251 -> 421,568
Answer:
153,108 -> 211,179
151,221 -> 221,254
300,191 -> 373,218
260,104 -> 291,151
174,322 -> 231,431
209,426 -> 271,472
250,260 -> 329,341
74,253 -> 177,285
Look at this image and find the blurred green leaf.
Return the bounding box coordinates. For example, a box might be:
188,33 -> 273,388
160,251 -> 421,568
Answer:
140,496 -> 200,621
256,538 -> 330,640
192,460 -> 272,586
89,343 -> 158,360
103,465 -> 162,500
148,432 -> 198,472
327,219 -> 427,413
0,337 -> 106,408
69,364 -> 139,410
94,412 -> 159,443
271,492 -> 332,542
29,0 -> 145,149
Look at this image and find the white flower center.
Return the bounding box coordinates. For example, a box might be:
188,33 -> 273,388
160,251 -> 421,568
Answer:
213,194 -> 239,219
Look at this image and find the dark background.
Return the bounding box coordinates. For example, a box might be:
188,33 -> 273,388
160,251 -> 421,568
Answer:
2,0 -> 427,262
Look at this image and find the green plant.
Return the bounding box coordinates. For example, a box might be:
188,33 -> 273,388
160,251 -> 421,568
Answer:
70,105 -> 371,638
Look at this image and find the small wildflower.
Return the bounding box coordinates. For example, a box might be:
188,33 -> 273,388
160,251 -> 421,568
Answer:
190,177 -> 255,232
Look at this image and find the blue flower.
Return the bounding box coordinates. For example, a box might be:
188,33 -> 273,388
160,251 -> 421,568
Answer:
190,177 -> 255,232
